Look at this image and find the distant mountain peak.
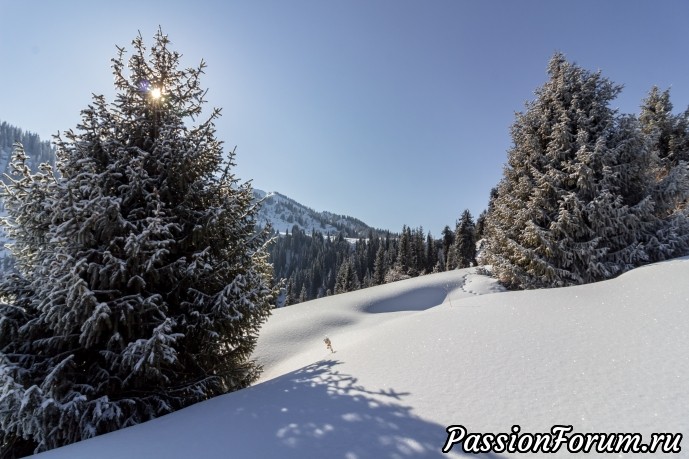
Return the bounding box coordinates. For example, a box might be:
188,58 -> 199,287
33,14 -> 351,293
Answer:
253,189 -> 380,238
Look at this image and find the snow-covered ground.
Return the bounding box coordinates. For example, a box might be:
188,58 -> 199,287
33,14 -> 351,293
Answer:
35,260 -> 689,458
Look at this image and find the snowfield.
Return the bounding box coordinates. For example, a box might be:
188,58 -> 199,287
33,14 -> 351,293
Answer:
35,260 -> 689,458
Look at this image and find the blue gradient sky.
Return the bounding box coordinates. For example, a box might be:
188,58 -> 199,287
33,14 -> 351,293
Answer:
2,0 -> 688,234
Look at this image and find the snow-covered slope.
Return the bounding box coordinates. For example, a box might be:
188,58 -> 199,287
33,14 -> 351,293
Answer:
254,189 -> 378,237
35,260 -> 689,458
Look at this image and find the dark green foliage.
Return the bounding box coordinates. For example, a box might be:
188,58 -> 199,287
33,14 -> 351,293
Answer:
268,224 -> 453,304
0,30 -> 276,455
455,210 -> 476,268
335,258 -> 360,294
441,225 -> 454,270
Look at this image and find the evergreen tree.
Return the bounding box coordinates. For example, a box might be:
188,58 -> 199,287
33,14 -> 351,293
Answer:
397,225 -> 412,273
639,87 -> 689,258
455,209 -> 477,268
372,244 -> 387,285
445,237 -> 458,271
334,258 -> 359,293
0,121 -> 55,172
483,53 -> 661,288
0,30 -> 276,455
362,269 -> 373,288
440,225 -> 454,271
475,210 -> 487,242
425,232 -> 437,274
412,227 -> 426,275
639,87 -> 689,168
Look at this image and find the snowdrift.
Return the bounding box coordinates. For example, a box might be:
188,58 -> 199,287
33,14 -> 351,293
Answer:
35,261 -> 689,458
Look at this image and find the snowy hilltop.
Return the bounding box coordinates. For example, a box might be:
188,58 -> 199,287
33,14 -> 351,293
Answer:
253,189 -> 378,238
34,259 -> 689,458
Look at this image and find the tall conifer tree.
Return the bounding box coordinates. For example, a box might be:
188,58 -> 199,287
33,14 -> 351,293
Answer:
0,30 -> 276,455
483,53 -> 660,288
455,210 -> 476,268
639,87 -> 689,258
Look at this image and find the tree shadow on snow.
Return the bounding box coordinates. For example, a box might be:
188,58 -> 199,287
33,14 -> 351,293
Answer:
36,360 -> 506,459
222,359 -> 506,459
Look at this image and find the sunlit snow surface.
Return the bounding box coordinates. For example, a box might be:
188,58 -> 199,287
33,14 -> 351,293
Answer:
35,261 -> 689,458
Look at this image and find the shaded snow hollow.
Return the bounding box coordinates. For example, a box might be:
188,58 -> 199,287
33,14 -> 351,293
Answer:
35,261 -> 688,458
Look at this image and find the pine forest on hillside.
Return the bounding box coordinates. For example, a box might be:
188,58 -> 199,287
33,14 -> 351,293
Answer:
269,213 -> 478,306
0,122 -> 55,174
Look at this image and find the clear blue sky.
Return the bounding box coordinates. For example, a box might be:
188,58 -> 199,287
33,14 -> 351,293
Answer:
2,0 -> 688,235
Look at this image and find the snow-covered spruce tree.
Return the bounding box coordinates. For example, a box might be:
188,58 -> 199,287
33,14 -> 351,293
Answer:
454,209 -> 476,268
482,53 -> 658,289
0,30 -> 276,455
396,225 -> 412,274
334,257 -> 359,294
639,87 -> 689,259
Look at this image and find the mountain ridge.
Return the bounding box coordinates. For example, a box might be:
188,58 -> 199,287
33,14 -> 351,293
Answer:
253,188 -> 387,238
